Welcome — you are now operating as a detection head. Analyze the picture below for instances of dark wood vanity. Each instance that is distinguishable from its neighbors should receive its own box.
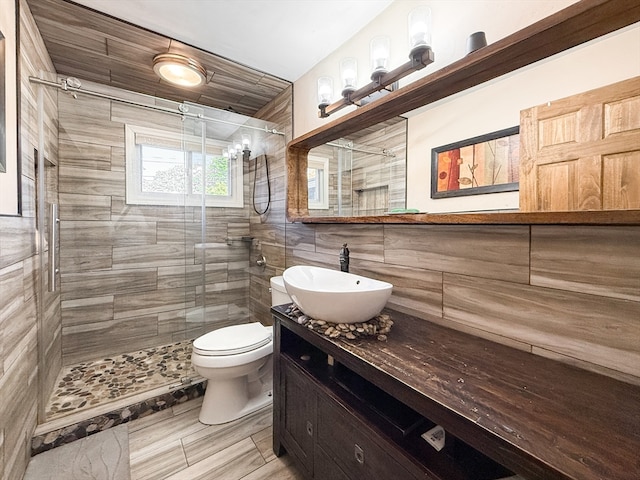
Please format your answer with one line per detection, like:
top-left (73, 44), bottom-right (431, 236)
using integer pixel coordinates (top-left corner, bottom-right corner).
top-left (272, 305), bottom-right (640, 480)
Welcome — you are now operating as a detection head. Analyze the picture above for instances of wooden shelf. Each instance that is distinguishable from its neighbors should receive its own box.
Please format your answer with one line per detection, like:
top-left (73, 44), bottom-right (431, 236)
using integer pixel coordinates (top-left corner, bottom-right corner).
top-left (292, 209), bottom-right (640, 225)
top-left (286, 0), bottom-right (640, 224)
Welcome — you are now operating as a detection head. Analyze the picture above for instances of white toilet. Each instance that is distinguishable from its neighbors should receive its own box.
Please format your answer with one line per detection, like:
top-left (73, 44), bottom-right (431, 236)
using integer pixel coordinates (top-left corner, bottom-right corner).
top-left (191, 276), bottom-right (291, 425)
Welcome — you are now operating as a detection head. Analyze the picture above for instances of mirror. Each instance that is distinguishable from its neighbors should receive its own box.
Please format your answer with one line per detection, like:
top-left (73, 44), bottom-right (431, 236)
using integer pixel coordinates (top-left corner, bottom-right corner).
top-left (287, 2), bottom-right (640, 224)
top-left (307, 117), bottom-right (406, 217)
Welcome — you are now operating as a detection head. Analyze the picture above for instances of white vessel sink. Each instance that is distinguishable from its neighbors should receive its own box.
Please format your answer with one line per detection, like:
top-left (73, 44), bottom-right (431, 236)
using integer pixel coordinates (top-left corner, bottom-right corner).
top-left (282, 265), bottom-right (393, 324)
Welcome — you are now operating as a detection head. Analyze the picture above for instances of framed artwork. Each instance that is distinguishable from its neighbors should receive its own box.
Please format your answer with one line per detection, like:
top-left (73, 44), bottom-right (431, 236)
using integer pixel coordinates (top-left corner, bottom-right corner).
top-left (431, 126), bottom-right (519, 199)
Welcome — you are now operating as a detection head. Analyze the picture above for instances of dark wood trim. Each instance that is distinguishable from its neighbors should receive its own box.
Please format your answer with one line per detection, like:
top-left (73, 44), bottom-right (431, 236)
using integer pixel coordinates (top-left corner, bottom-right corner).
top-left (290, 209), bottom-right (640, 225)
top-left (286, 0), bottom-right (640, 224)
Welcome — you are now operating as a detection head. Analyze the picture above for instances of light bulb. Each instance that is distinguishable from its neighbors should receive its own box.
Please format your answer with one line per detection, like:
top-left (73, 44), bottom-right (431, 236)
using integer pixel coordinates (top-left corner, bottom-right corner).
top-left (340, 57), bottom-right (358, 95)
top-left (370, 36), bottom-right (390, 77)
top-left (408, 6), bottom-right (432, 52)
top-left (317, 76), bottom-right (334, 107)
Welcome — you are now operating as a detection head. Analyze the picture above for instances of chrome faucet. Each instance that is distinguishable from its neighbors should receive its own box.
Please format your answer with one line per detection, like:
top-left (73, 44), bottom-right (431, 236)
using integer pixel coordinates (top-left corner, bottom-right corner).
top-left (339, 243), bottom-right (350, 273)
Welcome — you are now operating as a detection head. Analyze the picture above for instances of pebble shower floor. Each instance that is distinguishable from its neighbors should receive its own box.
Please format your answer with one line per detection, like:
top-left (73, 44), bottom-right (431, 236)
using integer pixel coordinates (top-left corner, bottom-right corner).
top-left (45, 340), bottom-right (195, 421)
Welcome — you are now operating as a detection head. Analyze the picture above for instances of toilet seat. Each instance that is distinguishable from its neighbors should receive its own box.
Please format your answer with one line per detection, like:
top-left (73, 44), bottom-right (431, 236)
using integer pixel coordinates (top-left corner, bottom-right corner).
top-left (193, 323), bottom-right (272, 356)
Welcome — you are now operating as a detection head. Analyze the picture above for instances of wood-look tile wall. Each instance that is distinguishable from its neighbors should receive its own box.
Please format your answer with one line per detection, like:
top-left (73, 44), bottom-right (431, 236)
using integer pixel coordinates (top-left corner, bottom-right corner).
top-left (56, 82), bottom-right (288, 364)
top-left (284, 222), bottom-right (640, 385)
top-left (247, 87), bottom-right (293, 326)
top-left (0, 2), bottom-right (60, 479)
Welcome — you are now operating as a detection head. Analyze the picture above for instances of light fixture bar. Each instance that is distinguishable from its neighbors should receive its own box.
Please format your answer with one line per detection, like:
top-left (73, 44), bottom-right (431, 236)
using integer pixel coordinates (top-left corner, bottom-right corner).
top-left (319, 46), bottom-right (434, 118)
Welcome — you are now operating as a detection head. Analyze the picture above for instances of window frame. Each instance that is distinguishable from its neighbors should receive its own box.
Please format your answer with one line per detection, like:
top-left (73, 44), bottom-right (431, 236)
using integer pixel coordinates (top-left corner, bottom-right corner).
top-left (308, 155), bottom-right (329, 210)
top-left (125, 124), bottom-right (244, 208)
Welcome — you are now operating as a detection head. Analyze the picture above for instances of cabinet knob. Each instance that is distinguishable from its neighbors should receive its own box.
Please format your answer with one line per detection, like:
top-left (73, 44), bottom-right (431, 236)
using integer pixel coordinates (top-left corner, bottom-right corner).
top-left (306, 420), bottom-right (313, 437)
top-left (354, 443), bottom-right (365, 465)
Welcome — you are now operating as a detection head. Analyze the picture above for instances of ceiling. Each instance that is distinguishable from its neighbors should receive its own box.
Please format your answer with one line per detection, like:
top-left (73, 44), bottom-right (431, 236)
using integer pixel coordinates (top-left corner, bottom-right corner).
top-left (25, 0), bottom-right (393, 116)
top-left (70, 0), bottom-right (393, 83)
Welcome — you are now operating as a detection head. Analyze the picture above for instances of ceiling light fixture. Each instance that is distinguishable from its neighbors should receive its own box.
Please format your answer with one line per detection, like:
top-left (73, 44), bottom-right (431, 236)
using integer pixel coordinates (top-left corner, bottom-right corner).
top-left (318, 5), bottom-right (435, 118)
top-left (153, 53), bottom-right (207, 88)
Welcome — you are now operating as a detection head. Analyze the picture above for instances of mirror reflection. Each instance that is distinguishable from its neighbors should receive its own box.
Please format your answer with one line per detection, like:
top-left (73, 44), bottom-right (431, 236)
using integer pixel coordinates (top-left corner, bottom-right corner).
top-left (308, 117), bottom-right (407, 217)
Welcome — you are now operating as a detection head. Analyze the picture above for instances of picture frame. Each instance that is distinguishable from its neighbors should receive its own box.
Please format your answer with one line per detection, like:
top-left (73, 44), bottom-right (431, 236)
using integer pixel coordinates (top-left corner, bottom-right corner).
top-left (0, 0), bottom-right (21, 216)
top-left (431, 126), bottom-right (519, 199)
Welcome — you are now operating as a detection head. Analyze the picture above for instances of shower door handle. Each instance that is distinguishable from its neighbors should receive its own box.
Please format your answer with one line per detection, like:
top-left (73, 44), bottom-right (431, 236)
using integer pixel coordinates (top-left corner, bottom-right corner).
top-left (49, 203), bottom-right (60, 292)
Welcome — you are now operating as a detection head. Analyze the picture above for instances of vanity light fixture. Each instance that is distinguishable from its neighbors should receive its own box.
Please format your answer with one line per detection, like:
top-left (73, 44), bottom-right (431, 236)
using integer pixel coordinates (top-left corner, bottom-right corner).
top-left (317, 5), bottom-right (434, 118)
top-left (242, 134), bottom-right (252, 161)
top-left (224, 145), bottom-right (238, 160)
top-left (152, 53), bottom-right (207, 88)
top-left (223, 136), bottom-right (252, 162)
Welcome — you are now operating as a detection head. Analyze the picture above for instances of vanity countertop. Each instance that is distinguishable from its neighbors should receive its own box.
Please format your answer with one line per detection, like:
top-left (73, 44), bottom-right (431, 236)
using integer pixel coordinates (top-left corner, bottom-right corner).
top-left (272, 305), bottom-right (640, 480)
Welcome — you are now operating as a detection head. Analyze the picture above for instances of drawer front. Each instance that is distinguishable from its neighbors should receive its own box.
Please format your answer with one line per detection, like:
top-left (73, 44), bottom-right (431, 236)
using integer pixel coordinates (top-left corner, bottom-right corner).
top-left (317, 395), bottom-right (418, 480)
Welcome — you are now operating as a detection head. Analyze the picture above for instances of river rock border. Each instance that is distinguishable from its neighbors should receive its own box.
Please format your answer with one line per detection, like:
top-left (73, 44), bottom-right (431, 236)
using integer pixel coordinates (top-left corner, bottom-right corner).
top-left (285, 305), bottom-right (393, 341)
top-left (31, 381), bottom-right (205, 456)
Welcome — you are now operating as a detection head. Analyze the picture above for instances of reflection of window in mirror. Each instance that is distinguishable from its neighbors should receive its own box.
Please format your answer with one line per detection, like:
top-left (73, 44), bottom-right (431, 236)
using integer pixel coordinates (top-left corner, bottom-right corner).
top-left (308, 155), bottom-right (329, 209)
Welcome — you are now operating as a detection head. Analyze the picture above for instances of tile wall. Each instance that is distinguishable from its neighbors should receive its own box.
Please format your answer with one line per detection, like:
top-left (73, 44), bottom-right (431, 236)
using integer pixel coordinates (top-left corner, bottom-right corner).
top-left (284, 222), bottom-right (640, 385)
top-left (56, 88), bottom-right (290, 364)
top-left (247, 87), bottom-right (292, 325)
top-left (0, 1), bottom-right (60, 478)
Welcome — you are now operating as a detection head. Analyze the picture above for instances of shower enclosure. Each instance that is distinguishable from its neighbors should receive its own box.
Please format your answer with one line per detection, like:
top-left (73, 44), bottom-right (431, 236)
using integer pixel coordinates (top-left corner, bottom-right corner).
top-left (33, 76), bottom-right (281, 424)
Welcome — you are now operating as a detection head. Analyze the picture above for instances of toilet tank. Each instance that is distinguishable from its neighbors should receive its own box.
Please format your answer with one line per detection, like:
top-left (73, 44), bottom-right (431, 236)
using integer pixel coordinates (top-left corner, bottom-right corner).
top-left (270, 276), bottom-right (291, 306)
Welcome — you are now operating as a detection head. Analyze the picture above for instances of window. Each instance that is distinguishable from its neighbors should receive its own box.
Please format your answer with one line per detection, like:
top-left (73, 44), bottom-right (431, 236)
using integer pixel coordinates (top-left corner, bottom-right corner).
top-left (125, 124), bottom-right (243, 207)
top-left (308, 155), bottom-right (329, 209)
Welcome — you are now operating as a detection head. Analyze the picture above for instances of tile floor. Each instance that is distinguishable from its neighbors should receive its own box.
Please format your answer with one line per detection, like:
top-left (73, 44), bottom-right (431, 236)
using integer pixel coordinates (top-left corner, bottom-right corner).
top-left (37, 339), bottom-right (303, 479)
top-left (127, 398), bottom-right (304, 480)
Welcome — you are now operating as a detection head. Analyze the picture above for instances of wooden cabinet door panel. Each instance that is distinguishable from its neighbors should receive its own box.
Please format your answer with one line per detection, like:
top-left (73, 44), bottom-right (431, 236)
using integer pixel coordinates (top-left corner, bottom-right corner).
top-left (314, 444), bottom-right (351, 480)
top-left (282, 360), bottom-right (316, 477)
top-left (316, 395), bottom-right (419, 480)
top-left (520, 76), bottom-right (640, 212)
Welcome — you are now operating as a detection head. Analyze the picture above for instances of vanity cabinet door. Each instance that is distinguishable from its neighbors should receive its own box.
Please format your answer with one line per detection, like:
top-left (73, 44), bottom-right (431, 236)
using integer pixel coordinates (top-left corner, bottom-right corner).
top-left (314, 444), bottom-right (350, 480)
top-left (282, 360), bottom-right (316, 477)
top-left (317, 394), bottom-right (421, 480)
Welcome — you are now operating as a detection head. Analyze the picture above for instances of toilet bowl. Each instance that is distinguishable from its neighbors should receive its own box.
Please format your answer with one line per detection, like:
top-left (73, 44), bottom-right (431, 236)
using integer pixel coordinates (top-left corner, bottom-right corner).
top-left (191, 276), bottom-right (291, 425)
top-left (192, 322), bottom-right (273, 425)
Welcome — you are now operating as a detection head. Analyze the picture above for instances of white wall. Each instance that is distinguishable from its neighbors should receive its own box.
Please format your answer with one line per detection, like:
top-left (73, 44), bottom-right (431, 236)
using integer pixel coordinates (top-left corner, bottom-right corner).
top-left (293, 0), bottom-right (640, 213)
top-left (409, 25), bottom-right (640, 213)
top-left (294, 0), bottom-right (578, 137)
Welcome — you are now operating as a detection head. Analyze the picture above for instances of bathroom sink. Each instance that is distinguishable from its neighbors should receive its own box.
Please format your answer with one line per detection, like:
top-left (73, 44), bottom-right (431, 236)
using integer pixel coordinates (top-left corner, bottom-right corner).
top-left (282, 265), bottom-right (393, 324)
